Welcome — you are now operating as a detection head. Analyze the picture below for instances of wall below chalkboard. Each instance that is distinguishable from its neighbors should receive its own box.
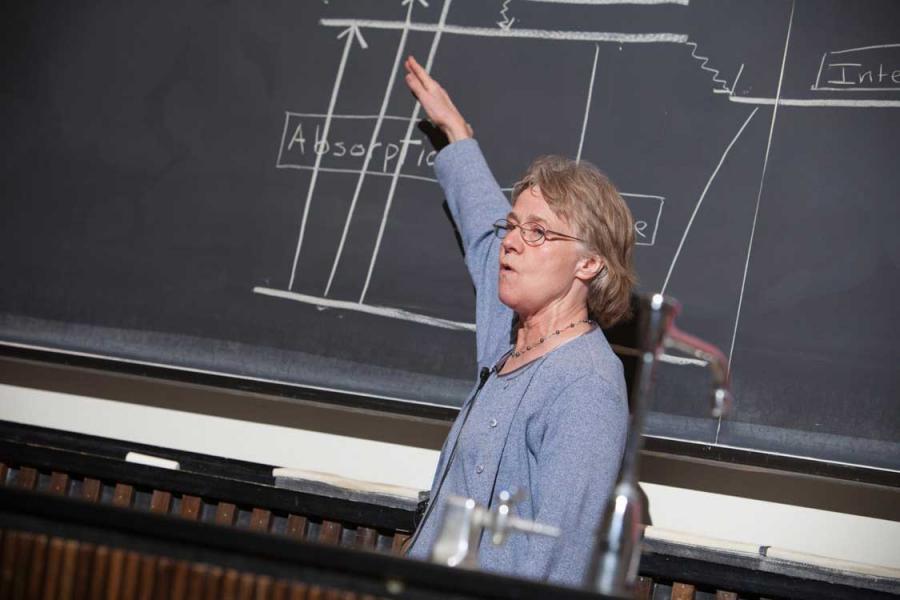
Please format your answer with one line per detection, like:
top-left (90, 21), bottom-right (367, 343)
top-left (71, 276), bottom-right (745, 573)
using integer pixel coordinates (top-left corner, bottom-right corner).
top-left (1, 357), bottom-right (898, 571)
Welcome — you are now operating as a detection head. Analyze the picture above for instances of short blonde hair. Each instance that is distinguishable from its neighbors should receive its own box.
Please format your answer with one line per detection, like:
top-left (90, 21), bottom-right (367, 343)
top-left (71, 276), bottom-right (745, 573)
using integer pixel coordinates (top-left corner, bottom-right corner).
top-left (512, 156), bottom-right (636, 328)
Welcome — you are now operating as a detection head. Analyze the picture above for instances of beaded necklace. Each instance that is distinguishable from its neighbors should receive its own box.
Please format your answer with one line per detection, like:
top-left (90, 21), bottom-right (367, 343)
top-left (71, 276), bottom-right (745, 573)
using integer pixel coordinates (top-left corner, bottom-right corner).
top-left (510, 319), bottom-right (594, 359)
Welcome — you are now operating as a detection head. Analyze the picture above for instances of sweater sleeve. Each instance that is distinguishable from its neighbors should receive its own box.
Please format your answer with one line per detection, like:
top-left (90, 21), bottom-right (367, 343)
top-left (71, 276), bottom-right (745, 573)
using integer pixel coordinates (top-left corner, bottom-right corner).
top-left (519, 374), bottom-right (628, 586)
top-left (433, 139), bottom-right (514, 367)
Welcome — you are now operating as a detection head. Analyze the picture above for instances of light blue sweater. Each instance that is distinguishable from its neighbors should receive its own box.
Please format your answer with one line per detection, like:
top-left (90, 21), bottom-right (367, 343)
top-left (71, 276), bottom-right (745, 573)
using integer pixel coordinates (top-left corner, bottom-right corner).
top-left (406, 139), bottom-right (628, 588)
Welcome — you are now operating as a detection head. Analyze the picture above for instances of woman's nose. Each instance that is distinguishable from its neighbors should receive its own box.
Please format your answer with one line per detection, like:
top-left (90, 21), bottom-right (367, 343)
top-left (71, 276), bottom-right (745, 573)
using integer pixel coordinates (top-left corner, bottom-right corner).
top-left (501, 227), bottom-right (523, 253)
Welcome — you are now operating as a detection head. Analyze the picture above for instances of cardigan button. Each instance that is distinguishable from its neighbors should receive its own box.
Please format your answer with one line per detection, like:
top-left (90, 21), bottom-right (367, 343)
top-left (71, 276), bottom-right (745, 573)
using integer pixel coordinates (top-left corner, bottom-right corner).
top-left (475, 464), bottom-right (484, 474)
top-left (489, 418), bottom-right (498, 428)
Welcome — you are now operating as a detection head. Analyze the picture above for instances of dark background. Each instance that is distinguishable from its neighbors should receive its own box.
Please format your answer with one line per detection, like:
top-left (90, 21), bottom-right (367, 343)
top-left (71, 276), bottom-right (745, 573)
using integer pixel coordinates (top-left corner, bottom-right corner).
top-left (1, 0), bottom-right (898, 471)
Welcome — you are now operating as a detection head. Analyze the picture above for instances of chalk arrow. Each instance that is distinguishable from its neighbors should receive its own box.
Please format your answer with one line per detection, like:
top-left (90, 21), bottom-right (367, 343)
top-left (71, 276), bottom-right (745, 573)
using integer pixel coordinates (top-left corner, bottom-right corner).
top-left (401, 0), bottom-right (429, 7)
top-left (337, 24), bottom-right (368, 49)
top-left (497, 0), bottom-right (515, 30)
top-left (324, 0), bottom-right (419, 297)
top-left (289, 22), bottom-right (364, 289)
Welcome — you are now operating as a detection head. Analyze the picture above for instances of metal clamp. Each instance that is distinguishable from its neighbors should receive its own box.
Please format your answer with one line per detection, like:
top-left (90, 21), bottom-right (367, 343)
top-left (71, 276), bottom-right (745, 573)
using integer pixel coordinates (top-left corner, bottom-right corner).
top-left (430, 490), bottom-right (560, 568)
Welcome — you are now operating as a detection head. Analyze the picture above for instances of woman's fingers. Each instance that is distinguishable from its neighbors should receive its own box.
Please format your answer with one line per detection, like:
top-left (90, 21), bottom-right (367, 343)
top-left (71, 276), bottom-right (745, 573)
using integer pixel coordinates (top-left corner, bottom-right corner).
top-left (402, 55), bottom-right (472, 142)
top-left (405, 55), bottom-right (433, 90)
top-left (403, 58), bottom-right (442, 119)
top-left (403, 58), bottom-right (429, 101)
top-left (404, 72), bottom-right (425, 98)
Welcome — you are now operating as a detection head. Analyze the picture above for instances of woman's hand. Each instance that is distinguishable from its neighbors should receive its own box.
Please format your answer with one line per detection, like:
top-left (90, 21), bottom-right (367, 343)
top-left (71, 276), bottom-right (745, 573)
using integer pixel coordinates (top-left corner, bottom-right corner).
top-left (403, 56), bottom-right (473, 143)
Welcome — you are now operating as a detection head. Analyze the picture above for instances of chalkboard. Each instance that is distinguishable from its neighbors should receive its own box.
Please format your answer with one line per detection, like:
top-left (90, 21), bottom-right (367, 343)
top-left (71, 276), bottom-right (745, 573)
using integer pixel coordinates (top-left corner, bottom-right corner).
top-left (1, 0), bottom-right (898, 475)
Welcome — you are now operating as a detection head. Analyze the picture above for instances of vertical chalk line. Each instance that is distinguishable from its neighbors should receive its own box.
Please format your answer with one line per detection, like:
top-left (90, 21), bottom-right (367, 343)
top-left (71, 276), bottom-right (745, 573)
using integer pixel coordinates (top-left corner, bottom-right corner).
top-left (812, 51), bottom-right (827, 90)
top-left (730, 63), bottom-right (744, 95)
top-left (275, 111), bottom-right (291, 168)
top-left (661, 107), bottom-right (759, 294)
top-left (359, 0), bottom-right (453, 303)
top-left (718, 0), bottom-right (795, 444)
top-left (576, 44), bottom-right (600, 162)
top-left (288, 27), bottom-right (359, 290)
top-left (324, 2), bottom-right (416, 297)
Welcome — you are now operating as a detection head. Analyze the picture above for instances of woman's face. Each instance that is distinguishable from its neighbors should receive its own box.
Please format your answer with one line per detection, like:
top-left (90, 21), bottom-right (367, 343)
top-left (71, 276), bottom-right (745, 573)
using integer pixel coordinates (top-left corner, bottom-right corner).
top-left (498, 186), bottom-right (587, 317)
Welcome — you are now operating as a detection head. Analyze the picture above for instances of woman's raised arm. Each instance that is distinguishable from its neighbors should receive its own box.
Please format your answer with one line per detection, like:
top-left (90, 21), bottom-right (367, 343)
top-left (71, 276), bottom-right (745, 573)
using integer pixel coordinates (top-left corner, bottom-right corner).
top-left (404, 56), bottom-right (513, 367)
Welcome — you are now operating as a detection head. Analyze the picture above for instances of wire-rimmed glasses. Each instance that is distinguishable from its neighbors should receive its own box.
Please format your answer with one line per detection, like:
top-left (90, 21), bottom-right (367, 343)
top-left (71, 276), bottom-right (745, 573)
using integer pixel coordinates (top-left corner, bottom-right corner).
top-left (492, 218), bottom-right (583, 246)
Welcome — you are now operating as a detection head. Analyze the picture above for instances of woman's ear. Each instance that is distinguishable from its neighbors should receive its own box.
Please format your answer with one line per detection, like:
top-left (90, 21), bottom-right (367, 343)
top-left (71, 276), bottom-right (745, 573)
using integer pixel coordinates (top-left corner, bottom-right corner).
top-left (575, 254), bottom-right (605, 283)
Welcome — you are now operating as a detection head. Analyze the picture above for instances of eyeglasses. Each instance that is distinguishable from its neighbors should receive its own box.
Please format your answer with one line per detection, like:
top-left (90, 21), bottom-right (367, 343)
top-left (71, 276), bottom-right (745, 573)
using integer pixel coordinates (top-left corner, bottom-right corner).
top-left (492, 218), bottom-right (583, 246)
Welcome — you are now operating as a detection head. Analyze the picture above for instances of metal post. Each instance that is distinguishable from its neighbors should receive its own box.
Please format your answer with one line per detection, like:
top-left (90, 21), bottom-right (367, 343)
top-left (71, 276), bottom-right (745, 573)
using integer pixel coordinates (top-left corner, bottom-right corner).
top-left (588, 293), bottom-right (677, 595)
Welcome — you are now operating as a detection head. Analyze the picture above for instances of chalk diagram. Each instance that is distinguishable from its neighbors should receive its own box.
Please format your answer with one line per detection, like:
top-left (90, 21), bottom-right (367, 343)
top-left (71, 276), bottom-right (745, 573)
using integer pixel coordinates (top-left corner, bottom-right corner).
top-left (256, 0), bottom-right (900, 386)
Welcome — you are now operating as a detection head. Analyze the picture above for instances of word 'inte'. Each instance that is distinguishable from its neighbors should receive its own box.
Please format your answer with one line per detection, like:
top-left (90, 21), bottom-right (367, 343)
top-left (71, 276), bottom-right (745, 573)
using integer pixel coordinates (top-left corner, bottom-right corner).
top-left (825, 62), bottom-right (900, 87)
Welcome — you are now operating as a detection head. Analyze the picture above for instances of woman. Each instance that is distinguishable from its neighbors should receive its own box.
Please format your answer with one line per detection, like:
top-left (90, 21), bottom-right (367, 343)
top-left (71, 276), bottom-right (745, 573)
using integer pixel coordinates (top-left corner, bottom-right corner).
top-left (403, 56), bottom-right (635, 587)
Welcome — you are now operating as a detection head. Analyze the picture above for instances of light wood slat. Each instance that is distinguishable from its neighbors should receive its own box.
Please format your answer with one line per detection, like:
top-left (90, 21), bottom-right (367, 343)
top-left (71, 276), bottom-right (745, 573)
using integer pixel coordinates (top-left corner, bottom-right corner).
top-left (87, 546), bottom-right (109, 600)
top-left (203, 567), bottom-right (223, 600)
top-left (27, 535), bottom-right (50, 600)
top-left (71, 542), bottom-right (95, 600)
top-left (672, 582), bottom-right (696, 600)
top-left (153, 557), bottom-right (173, 600)
top-left (285, 515), bottom-right (307, 540)
top-left (48, 472), bottom-right (70, 496)
top-left (0, 529), bottom-right (9, 593)
top-left (25, 534), bottom-right (50, 600)
top-left (41, 537), bottom-right (65, 600)
top-left (318, 521), bottom-right (342, 545)
top-left (149, 491), bottom-right (172, 515)
top-left (271, 580), bottom-right (290, 600)
top-left (238, 573), bottom-right (255, 600)
top-left (634, 576), bottom-right (653, 600)
top-left (56, 540), bottom-right (80, 600)
top-left (254, 576), bottom-right (272, 600)
top-left (136, 555), bottom-right (157, 600)
top-left (171, 561), bottom-right (190, 600)
top-left (215, 503), bottom-right (237, 526)
top-left (306, 586), bottom-right (323, 600)
top-left (15, 467), bottom-right (38, 490)
top-left (221, 569), bottom-right (240, 600)
top-left (0, 530), bottom-right (18, 600)
top-left (12, 531), bottom-right (35, 600)
top-left (104, 548), bottom-right (127, 600)
top-left (118, 551), bottom-right (141, 600)
top-left (186, 564), bottom-right (207, 600)
top-left (112, 484), bottom-right (135, 508)
top-left (180, 496), bottom-right (202, 521)
top-left (323, 589), bottom-right (340, 600)
top-left (81, 479), bottom-right (102, 503)
top-left (249, 509), bottom-right (272, 533)
top-left (288, 582), bottom-right (308, 600)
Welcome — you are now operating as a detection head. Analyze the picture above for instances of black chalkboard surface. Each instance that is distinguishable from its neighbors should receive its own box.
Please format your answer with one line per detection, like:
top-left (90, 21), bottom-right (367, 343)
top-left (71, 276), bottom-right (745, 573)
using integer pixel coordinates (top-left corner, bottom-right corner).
top-left (2, 0), bottom-right (898, 475)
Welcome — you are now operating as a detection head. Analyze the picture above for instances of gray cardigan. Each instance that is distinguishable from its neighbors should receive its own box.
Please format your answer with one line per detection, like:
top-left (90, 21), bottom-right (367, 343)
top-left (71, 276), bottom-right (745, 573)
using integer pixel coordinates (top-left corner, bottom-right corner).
top-left (406, 139), bottom-right (628, 588)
